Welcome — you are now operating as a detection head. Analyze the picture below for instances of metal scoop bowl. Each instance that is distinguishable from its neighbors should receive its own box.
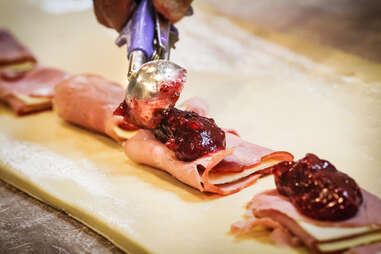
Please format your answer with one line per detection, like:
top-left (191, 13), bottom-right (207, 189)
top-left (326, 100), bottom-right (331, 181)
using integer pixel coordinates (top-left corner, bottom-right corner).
top-left (124, 60), bottom-right (186, 129)
top-left (126, 60), bottom-right (185, 100)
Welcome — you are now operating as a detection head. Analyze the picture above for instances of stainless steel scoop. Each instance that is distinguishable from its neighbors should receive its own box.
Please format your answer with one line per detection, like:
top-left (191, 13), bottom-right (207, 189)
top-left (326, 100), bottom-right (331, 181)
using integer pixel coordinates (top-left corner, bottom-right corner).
top-left (116, 0), bottom-right (184, 103)
top-left (125, 12), bottom-right (184, 103)
top-left (126, 60), bottom-right (185, 100)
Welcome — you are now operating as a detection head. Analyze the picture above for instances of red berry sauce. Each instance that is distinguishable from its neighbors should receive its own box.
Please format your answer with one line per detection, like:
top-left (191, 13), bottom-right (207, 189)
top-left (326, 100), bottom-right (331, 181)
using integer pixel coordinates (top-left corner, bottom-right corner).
top-left (113, 101), bottom-right (139, 130)
top-left (153, 107), bottom-right (226, 161)
top-left (273, 153), bottom-right (363, 221)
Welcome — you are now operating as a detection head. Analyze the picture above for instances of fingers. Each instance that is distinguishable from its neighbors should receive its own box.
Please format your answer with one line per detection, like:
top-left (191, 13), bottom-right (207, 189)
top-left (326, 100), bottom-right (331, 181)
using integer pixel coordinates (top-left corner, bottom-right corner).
top-left (93, 0), bottom-right (192, 31)
top-left (153, 0), bottom-right (193, 23)
top-left (93, 0), bottom-right (135, 31)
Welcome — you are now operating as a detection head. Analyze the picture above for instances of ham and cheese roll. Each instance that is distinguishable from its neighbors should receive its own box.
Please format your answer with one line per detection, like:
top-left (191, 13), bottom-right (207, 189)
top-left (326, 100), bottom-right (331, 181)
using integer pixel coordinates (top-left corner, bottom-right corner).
top-left (54, 74), bottom-right (137, 142)
top-left (232, 154), bottom-right (381, 253)
top-left (232, 189), bottom-right (381, 253)
top-left (0, 66), bottom-right (69, 115)
top-left (123, 129), bottom-right (293, 195)
top-left (0, 29), bottom-right (69, 115)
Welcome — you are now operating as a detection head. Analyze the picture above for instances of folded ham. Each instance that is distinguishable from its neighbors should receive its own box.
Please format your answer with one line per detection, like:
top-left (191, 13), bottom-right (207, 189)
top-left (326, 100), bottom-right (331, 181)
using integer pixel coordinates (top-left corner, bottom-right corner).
top-left (232, 189), bottom-right (381, 253)
top-left (54, 74), bottom-right (137, 142)
top-left (0, 66), bottom-right (69, 115)
top-left (0, 29), bottom-right (36, 66)
top-left (123, 130), bottom-right (293, 195)
top-left (178, 97), bottom-right (210, 117)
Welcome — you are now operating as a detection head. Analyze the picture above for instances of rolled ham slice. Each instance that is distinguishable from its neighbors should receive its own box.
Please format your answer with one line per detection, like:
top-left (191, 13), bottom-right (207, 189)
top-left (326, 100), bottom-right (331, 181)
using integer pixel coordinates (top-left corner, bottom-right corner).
top-left (0, 29), bottom-right (36, 66)
top-left (123, 130), bottom-right (293, 195)
top-left (54, 74), bottom-right (137, 142)
top-left (0, 66), bottom-right (69, 115)
top-left (178, 97), bottom-right (210, 117)
top-left (232, 189), bottom-right (381, 253)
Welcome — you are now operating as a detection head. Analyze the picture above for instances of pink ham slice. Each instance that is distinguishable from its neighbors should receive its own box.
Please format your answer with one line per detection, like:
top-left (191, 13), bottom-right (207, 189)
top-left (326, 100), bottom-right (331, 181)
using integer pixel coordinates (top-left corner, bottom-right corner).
top-left (0, 29), bottom-right (37, 66)
top-left (54, 74), bottom-right (137, 142)
top-left (123, 130), bottom-right (293, 195)
top-left (210, 133), bottom-right (291, 174)
top-left (232, 189), bottom-right (381, 252)
top-left (349, 242), bottom-right (381, 254)
top-left (178, 97), bottom-right (210, 117)
top-left (0, 66), bottom-right (69, 115)
top-left (231, 215), bottom-right (301, 247)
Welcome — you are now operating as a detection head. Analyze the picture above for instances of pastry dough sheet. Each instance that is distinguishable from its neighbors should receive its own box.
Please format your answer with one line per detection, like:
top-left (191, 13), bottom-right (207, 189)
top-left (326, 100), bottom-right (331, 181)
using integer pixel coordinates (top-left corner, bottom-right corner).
top-left (0, 109), bottom-right (297, 254)
top-left (1, 1), bottom-right (381, 254)
top-left (1, 60), bottom-right (380, 253)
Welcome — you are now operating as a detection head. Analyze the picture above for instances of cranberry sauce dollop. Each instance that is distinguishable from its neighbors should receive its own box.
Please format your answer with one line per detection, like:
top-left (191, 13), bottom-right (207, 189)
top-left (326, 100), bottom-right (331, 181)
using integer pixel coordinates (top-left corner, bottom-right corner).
top-left (153, 107), bottom-right (226, 161)
top-left (273, 153), bottom-right (363, 221)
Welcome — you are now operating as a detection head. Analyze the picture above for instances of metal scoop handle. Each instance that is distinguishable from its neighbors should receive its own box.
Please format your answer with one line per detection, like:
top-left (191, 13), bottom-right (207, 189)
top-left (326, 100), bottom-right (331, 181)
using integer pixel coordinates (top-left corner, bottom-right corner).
top-left (115, 0), bottom-right (179, 80)
top-left (116, 0), bottom-right (155, 58)
top-left (116, 0), bottom-right (155, 79)
top-left (155, 12), bottom-right (171, 60)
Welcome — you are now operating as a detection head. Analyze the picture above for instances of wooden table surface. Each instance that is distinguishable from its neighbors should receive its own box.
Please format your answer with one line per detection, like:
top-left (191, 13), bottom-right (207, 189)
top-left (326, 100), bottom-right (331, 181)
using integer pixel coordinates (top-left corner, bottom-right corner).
top-left (0, 179), bottom-right (123, 254)
top-left (1, 0), bottom-right (381, 253)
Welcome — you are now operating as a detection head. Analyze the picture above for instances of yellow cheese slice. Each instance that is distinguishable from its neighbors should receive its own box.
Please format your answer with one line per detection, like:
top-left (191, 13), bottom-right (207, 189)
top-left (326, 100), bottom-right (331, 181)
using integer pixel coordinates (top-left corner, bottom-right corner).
top-left (318, 231), bottom-right (381, 253)
top-left (112, 126), bottom-right (138, 140)
top-left (299, 221), bottom-right (378, 242)
top-left (1, 61), bottom-right (35, 72)
top-left (14, 93), bottom-right (51, 105)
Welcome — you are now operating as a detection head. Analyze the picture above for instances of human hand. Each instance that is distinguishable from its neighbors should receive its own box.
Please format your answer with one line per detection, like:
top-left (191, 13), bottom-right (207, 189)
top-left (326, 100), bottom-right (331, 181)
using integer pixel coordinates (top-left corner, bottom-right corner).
top-left (93, 0), bottom-right (192, 31)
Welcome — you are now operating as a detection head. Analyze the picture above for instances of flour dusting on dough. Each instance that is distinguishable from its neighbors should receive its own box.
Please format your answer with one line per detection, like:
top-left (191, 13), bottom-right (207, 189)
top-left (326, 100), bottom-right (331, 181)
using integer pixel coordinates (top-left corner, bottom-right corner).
top-left (0, 133), bottom-right (110, 196)
top-left (25, 0), bottom-right (92, 14)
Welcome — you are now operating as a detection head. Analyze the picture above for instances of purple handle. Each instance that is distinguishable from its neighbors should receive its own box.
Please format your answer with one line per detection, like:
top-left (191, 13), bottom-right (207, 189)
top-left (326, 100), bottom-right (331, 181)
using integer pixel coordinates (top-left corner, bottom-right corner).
top-left (122, 0), bottom-right (155, 59)
top-left (158, 25), bottom-right (178, 51)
